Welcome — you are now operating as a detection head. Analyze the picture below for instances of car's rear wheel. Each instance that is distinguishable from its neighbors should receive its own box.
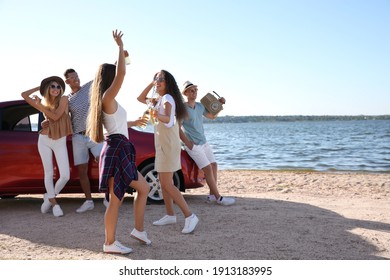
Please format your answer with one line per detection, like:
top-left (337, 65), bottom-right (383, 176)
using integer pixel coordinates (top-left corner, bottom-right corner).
top-left (139, 161), bottom-right (182, 203)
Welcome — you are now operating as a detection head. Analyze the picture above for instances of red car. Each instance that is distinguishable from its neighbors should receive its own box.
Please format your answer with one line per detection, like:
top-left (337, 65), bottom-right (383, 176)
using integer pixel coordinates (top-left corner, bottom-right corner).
top-left (0, 100), bottom-right (205, 202)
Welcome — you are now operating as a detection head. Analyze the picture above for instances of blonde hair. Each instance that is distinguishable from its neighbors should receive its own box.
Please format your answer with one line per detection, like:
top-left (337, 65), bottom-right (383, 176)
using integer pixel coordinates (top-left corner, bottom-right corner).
top-left (42, 82), bottom-right (63, 110)
top-left (86, 63), bottom-right (116, 143)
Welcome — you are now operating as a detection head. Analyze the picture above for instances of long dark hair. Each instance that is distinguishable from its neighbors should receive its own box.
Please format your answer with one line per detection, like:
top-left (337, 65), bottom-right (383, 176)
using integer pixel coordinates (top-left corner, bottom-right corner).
top-left (161, 69), bottom-right (188, 121)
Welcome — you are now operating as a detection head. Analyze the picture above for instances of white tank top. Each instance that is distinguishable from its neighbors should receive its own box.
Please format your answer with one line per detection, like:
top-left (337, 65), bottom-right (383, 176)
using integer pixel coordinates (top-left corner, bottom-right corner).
top-left (103, 103), bottom-right (129, 138)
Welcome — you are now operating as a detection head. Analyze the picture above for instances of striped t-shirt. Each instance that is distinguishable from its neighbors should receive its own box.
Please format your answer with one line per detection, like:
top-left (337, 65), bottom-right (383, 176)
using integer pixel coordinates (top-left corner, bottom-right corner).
top-left (67, 81), bottom-right (92, 134)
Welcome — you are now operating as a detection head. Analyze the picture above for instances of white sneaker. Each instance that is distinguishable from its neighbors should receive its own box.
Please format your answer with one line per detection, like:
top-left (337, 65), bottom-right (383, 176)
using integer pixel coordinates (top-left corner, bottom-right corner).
top-left (52, 204), bottom-right (64, 217)
top-left (103, 240), bottom-right (132, 254)
top-left (130, 228), bottom-right (152, 245)
top-left (217, 196), bottom-right (236, 206)
top-left (41, 193), bottom-right (52, 213)
top-left (153, 215), bottom-right (177, 226)
top-left (103, 197), bottom-right (109, 208)
top-left (182, 214), bottom-right (199, 234)
top-left (76, 200), bottom-right (94, 213)
top-left (206, 195), bottom-right (217, 203)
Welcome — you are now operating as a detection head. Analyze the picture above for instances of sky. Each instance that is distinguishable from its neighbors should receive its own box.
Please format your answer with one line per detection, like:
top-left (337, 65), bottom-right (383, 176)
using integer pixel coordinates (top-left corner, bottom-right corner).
top-left (1, 0), bottom-right (389, 119)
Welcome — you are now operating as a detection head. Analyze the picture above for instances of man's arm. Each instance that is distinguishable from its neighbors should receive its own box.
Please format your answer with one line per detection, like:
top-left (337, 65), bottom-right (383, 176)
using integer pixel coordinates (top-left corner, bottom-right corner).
top-left (179, 126), bottom-right (194, 150)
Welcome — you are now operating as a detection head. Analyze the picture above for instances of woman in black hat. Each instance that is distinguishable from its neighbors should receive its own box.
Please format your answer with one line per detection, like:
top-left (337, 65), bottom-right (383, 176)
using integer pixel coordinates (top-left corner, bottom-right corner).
top-left (21, 76), bottom-right (72, 217)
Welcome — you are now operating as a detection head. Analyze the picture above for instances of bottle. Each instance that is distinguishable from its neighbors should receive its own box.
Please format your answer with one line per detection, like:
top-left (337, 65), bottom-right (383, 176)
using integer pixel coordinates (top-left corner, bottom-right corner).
top-left (150, 108), bottom-right (158, 125)
top-left (146, 97), bottom-right (158, 126)
top-left (124, 50), bottom-right (131, 65)
top-left (138, 109), bottom-right (150, 129)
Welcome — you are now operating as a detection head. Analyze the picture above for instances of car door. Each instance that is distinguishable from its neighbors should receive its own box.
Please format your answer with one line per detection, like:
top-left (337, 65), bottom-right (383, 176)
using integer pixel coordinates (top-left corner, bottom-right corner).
top-left (0, 101), bottom-right (81, 195)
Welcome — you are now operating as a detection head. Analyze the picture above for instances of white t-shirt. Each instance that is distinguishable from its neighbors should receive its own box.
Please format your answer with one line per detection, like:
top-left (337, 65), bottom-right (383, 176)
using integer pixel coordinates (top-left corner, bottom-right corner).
top-left (156, 94), bottom-right (176, 128)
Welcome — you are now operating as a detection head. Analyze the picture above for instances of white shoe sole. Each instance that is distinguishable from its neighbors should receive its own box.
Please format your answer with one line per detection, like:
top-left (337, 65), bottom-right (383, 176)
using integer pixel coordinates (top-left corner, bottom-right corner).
top-left (182, 215), bottom-right (199, 234)
top-left (130, 234), bottom-right (152, 245)
top-left (152, 215), bottom-right (177, 226)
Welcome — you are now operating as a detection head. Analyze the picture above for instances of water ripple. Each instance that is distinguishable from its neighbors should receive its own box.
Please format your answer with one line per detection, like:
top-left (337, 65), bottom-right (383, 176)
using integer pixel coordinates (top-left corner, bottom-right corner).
top-left (205, 120), bottom-right (390, 173)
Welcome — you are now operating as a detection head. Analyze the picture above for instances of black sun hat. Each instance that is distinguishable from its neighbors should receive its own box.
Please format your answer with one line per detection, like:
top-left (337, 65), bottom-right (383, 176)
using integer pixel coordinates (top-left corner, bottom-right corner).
top-left (39, 76), bottom-right (65, 96)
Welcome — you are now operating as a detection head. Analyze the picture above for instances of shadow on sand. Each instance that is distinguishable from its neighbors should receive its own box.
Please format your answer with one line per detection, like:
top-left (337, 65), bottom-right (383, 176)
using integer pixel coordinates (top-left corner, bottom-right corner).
top-left (0, 194), bottom-right (389, 260)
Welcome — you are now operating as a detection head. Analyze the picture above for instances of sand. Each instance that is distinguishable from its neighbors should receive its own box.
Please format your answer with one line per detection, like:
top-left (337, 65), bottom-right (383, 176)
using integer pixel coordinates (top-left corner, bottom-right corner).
top-left (0, 170), bottom-right (389, 260)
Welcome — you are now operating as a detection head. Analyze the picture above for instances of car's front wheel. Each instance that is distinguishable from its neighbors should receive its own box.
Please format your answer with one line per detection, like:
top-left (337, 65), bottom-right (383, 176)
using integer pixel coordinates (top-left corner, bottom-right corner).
top-left (139, 161), bottom-right (182, 203)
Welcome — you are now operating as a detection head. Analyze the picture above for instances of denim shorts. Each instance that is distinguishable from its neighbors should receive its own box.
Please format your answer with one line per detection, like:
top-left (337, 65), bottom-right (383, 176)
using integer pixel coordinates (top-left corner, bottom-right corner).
top-left (72, 133), bottom-right (103, 165)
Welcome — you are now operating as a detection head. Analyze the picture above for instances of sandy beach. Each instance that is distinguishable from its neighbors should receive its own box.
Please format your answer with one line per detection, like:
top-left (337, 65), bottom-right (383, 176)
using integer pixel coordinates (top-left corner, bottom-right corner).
top-left (0, 170), bottom-right (389, 260)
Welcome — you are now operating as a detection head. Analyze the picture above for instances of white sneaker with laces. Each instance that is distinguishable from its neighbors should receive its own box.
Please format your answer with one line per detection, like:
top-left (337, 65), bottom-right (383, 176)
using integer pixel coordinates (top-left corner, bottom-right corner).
top-left (52, 204), bottom-right (64, 217)
top-left (76, 200), bottom-right (94, 213)
top-left (153, 215), bottom-right (177, 226)
top-left (130, 229), bottom-right (152, 245)
top-left (217, 196), bottom-right (236, 206)
top-left (103, 240), bottom-right (132, 254)
top-left (182, 214), bottom-right (199, 234)
top-left (41, 193), bottom-right (52, 213)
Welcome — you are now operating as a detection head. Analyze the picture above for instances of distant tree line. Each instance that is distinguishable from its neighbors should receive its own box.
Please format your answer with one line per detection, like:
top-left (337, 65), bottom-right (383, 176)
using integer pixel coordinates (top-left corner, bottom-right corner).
top-left (204, 115), bottom-right (390, 123)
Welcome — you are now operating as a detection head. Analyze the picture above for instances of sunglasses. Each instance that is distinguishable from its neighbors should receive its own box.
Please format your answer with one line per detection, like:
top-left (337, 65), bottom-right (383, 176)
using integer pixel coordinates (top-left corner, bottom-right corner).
top-left (50, 84), bottom-right (62, 90)
top-left (154, 77), bottom-right (165, 82)
top-left (66, 75), bottom-right (78, 80)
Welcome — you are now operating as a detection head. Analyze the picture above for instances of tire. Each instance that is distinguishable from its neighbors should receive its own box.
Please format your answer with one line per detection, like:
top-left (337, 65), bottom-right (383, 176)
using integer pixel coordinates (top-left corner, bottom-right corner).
top-left (139, 161), bottom-right (182, 203)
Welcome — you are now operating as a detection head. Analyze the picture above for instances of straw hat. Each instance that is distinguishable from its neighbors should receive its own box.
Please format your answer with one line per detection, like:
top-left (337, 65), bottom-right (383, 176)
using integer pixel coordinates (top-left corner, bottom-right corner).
top-left (181, 81), bottom-right (197, 94)
top-left (39, 76), bottom-right (65, 96)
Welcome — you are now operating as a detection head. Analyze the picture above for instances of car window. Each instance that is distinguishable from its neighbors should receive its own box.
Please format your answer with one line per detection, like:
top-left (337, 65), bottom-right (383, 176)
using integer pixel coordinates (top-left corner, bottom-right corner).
top-left (0, 103), bottom-right (41, 132)
top-left (14, 113), bottom-right (39, 132)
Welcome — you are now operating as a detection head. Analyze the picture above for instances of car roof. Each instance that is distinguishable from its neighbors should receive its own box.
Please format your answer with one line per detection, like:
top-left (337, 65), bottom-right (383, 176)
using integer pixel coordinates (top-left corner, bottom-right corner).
top-left (0, 99), bottom-right (27, 108)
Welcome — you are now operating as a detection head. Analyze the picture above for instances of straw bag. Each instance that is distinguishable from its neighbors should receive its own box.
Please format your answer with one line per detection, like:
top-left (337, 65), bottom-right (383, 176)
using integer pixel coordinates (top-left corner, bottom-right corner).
top-left (200, 91), bottom-right (224, 115)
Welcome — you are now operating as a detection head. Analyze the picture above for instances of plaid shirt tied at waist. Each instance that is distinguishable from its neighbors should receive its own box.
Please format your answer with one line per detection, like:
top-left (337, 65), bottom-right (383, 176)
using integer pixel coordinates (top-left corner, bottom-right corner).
top-left (99, 134), bottom-right (138, 200)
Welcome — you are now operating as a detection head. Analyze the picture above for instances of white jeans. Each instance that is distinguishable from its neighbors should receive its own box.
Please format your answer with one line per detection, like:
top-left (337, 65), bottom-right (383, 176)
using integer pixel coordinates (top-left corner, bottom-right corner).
top-left (38, 134), bottom-right (70, 199)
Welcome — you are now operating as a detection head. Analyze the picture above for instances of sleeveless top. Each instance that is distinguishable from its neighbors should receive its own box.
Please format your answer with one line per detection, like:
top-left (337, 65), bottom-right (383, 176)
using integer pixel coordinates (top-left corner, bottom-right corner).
top-left (102, 103), bottom-right (129, 139)
top-left (47, 110), bottom-right (73, 140)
